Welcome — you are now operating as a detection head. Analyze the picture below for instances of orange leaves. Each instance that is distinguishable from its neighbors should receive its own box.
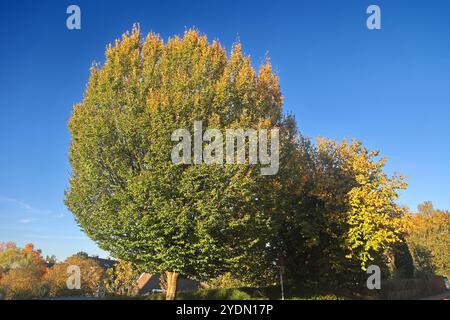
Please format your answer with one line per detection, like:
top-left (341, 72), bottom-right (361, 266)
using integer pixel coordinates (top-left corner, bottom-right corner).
top-left (22, 243), bottom-right (46, 275)
top-left (22, 243), bottom-right (34, 253)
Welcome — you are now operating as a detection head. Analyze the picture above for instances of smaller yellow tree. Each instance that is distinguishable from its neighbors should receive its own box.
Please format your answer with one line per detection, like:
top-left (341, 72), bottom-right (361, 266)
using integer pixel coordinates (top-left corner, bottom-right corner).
top-left (104, 260), bottom-right (140, 296)
top-left (317, 139), bottom-right (408, 270)
top-left (344, 141), bottom-right (407, 269)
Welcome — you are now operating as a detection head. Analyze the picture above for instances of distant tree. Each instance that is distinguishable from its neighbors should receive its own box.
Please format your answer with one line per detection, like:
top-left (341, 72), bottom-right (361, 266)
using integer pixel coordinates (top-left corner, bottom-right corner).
top-left (22, 243), bottom-right (46, 274)
top-left (44, 254), bottom-right (105, 297)
top-left (66, 26), bottom-right (283, 299)
top-left (0, 243), bottom-right (47, 299)
top-left (406, 202), bottom-right (450, 276)
top-left (45, 255), bottom-right (57, 265)
top-left (0, 243), bottom-right (45, 275)
top-left (75, 251), bottom-right (89, 259)
top-left (417, 201), bottom-right (434, 217)
top-left (0, 268), bottom-right (46, 300)
top-left (0, 242), bottom-right (16, 253)
top-left (104, 260), bottom-right (140, 296)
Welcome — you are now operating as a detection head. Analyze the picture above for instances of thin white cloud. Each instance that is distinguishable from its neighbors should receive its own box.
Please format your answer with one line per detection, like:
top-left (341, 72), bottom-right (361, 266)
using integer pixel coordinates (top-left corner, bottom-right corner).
top-left (25, 234), bottom-right (88, 241)
top-left (19, 218), bottom-right (34, 224)
top-left (0, 196), bottom-right (51, 215)
top-left (0, 196), bottom-right (66, 221)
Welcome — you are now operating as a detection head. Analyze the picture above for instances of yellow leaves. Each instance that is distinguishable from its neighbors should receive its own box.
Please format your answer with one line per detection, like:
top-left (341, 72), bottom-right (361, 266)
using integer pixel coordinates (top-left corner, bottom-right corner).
top-left (230, 42), bottom-right (244, 67)
top-left (258, 118), bottom-right (273, 129)
top-left (255, 63), bottom-right (282, 123)
top-left (104, 259), bottom-right (139, 296)
top-left (235, 57), bottom-right (256, 92)
top-left (142, 33), bottom-right (164, 83)
top-left (208, 113), bottom-right (221, 127)
top-left (405, 205), bottom-right (450, 275)
top-left (44, 255), bottom-right (105, 297)
top-left (257, 64), bottom-right (280, 99)
top-left (319, 138), bottom-right (410, 269)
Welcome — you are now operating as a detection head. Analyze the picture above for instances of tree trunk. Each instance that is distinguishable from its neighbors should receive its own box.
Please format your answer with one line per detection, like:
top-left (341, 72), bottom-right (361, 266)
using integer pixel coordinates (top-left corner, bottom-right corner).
top-left (165, 271), bottom-right (179, 300)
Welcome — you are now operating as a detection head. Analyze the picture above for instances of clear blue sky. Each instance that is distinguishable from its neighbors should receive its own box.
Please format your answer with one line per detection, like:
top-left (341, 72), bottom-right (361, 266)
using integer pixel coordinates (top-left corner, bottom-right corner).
top-left (0, 0), bottom-right (449, 260)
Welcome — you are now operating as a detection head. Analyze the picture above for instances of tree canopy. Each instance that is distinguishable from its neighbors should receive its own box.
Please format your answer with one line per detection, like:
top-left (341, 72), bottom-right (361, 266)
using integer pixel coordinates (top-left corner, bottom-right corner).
top-left (66, 26), bottom-right (415, 298)
top-left (406, 202), bottom-right (450, 276)
top-left (65, 26), bottom-right (283, 299)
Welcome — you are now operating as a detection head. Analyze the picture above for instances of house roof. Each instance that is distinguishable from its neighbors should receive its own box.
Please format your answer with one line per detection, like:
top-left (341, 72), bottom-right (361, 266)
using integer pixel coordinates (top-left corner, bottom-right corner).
top-left (91, 257), bottom-right (117, 270)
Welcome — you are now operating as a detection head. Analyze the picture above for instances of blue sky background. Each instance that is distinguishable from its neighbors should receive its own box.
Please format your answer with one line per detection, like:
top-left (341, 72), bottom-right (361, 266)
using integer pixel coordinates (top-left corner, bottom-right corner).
top-left (0, 0), bottom-right (449, 260)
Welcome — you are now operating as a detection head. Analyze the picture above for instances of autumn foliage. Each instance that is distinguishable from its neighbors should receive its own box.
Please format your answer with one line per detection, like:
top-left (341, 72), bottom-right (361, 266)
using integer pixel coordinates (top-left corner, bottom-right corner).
top-left (1, 27), bottom-right (448, 301)
top-left (405, 202), bottom-right (450, 277)
top-left (0, 243), bottom-right (106, 299)
top-left (62, 26), bottom-right (446, 299)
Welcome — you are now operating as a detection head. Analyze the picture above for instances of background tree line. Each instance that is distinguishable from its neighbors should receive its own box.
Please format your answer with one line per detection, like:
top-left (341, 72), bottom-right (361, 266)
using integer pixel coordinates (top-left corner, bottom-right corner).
top-left (0, 242), bottom-right (140, 300)
top-left (1, 197), bottom-right (448, 300)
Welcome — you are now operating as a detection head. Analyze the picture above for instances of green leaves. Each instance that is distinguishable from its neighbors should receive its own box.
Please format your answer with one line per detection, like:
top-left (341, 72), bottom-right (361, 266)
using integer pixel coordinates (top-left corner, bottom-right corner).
top-left (66, 26), bottom-right (412, 290)
top-left (66, 27), bottom-right (282, 282)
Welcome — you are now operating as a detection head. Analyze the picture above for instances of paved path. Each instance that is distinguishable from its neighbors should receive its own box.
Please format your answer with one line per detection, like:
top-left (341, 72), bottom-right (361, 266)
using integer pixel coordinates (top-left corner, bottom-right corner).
top-left (421, 291), bottom-right (450, 300)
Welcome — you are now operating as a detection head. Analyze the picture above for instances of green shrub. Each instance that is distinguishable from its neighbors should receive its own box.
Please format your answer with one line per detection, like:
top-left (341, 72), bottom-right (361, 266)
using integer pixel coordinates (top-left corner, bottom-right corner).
top-left (208, 273), bottom-right (249, 289)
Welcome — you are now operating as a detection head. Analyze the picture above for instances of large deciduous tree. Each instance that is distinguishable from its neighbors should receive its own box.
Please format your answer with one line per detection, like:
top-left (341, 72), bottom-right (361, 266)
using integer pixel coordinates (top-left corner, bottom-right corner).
top-left (65, 26), bottom-right (283, 299)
